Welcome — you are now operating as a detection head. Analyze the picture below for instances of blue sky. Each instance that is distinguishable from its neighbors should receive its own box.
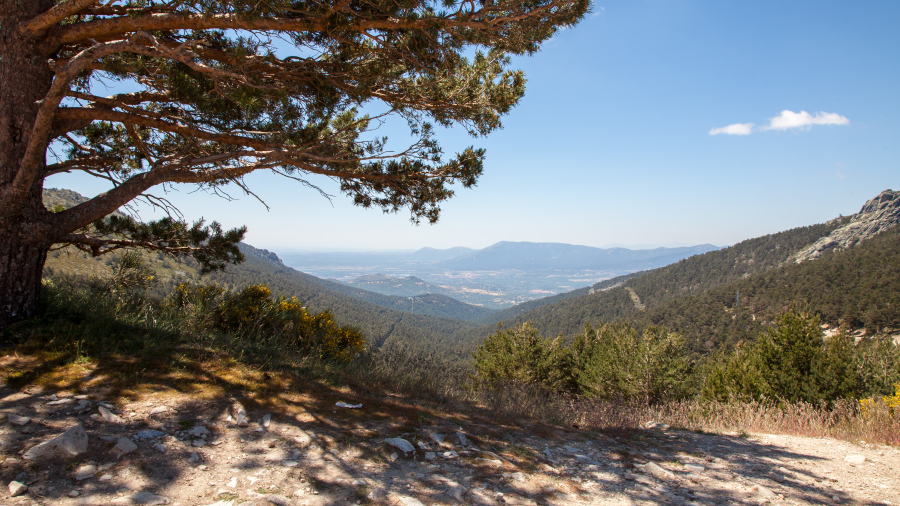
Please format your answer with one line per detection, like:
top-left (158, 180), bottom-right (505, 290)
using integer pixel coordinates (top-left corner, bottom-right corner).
top-left (49, 1), bottom-right (900, 252)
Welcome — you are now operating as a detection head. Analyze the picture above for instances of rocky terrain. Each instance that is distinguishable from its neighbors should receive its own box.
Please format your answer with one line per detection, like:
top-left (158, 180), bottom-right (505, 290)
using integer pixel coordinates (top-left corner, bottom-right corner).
top-left (793, 189), bottom-right (900, 263)
top-left (2, 381), bottom-right (898, 506)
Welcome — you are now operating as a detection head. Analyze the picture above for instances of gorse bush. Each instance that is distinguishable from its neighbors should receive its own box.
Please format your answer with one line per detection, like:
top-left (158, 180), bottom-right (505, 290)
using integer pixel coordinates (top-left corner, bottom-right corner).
top-left (167, 283), bottom-right (365, 361)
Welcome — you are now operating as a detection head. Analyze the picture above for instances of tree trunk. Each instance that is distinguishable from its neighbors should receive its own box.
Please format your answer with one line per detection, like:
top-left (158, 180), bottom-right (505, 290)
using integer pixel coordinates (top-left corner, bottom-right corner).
top-left (0, 229), bottom-right (50, 329)
top-left (0, 1), bottom-right (60, 330)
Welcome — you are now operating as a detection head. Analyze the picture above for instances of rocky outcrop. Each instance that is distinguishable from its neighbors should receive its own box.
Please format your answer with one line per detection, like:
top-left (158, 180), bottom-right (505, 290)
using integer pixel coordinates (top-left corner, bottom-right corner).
top-left (793, 189), bottom-right (900, 263)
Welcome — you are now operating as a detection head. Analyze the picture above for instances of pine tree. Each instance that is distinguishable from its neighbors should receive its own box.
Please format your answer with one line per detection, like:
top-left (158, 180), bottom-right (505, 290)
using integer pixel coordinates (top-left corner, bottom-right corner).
top-left (0, 0), bottom-right (589, 329)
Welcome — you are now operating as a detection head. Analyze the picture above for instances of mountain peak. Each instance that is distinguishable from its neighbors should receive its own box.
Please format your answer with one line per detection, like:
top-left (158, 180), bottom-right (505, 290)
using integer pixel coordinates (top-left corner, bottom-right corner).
top-left (793, 189), bottom-right (900, 263)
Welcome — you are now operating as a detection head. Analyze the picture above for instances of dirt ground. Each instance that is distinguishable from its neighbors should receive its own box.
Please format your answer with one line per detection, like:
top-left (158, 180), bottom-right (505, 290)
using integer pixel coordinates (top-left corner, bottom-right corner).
top-left (1, 370), bottom-right (898, 506)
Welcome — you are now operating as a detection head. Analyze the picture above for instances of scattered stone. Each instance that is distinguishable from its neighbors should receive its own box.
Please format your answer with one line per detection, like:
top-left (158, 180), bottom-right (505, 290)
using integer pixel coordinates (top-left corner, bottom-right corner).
top-left (427, 432), bottom-right (446, 445)
top-left (135, 430), bottom-right (166, 440)
top-left (447, 485), bottom-right (467, 501)
top-left (845, 454), bottom-right (866, 465)
top-left (455, 431), bottom-right (469, 447)
top-left (99, 406), bottom-right (123, 423)
top-left (187, 452), bottom-right (200, 463)
top-left (233, 402), bottom-right (248, 426)
top-left (262, 414), bottom-right (272, 428)
top-left (684, 463), bottom-right (705, 473)
top-left (281, 460), bottom-right (298, 467)
top-left (154, 443), bottom-right (167, 453)
top-left (149, 406), bottom-right (169, 417)
top-left (188, 425), bottom-right (210, 438)
top-left (266, 495), bottom-right (291, 506)
top-left (75, 464), bottom-right (98, 481)
top-left (368, 487), bottom-right (389, 500)
top-left (23, 424), bottom-right (89, 460)
top-left (425, 452), bottom-right (436, 460)
top-left (386, 437), bottom-right (415, 455)
top-left (226, 477), bottom-right (238, 488)
top-left (69, 489), bottom-right (80, 497)
top-left (48, 398), bottom-right (73, 406)
top-left (509, 472), bottom-right (527, 482)
top-left (111, 437), bottom-right (138, 458)
top-left (442, 451), bottom-right (458, 459)
top-left (335, 402), bottom-right (362, 408)
top-left (8, 480), bottom-right (28, 497)
top-left (640, 462), bottom-right (676, 480)
top-left (8, 413), bottom-right (30, 426)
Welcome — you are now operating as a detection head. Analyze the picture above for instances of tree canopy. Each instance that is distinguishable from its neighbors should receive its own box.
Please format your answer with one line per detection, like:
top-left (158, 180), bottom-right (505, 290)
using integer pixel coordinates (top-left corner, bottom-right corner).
top-left (0, 0), bottom-right (589, 327)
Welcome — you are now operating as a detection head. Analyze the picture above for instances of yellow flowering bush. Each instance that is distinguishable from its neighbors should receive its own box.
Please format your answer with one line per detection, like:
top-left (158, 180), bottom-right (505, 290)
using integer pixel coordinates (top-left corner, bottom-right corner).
top-left (166, 283), bottom-right (365, 361)
top-left (859, 383), bottom-right (900, 417)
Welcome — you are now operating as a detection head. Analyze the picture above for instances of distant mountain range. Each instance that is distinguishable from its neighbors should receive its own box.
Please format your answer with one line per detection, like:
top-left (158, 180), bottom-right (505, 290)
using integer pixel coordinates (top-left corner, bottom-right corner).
top-left (430, 241), bottom-right (720, 271)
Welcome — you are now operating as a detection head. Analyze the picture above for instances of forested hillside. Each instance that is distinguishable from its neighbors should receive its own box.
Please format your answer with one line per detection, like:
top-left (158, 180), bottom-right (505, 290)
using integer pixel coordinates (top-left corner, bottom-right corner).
top-left (629, 228), bottom-right (900, 354)
top-left (452, 219), bottom-right (849, 347)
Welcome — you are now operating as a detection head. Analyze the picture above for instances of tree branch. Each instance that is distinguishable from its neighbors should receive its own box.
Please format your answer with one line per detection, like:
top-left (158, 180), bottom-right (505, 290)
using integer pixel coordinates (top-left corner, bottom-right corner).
top-left (18, 0), bottom-right (100, 36)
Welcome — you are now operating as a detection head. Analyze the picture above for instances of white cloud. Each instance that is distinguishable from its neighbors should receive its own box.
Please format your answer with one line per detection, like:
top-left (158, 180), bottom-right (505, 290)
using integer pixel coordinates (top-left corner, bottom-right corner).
top-left (709, 123), bottom-right (755, 136)
top-left (763, 110), bottom-right (850, 131)
top-left (709, 110), bottom-right (849, 136)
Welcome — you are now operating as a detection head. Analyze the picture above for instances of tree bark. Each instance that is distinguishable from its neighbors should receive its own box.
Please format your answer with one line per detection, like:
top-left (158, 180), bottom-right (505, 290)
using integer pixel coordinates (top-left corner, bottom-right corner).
top-left (0, 229), bottom-right (50, 330)
top-left (0, 0), bottom-right (60, 329)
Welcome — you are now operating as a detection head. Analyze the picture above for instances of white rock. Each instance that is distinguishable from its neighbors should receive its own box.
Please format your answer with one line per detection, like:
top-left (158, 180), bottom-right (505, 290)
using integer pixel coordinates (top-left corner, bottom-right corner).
top-left (226, 477), bottom-right (238, 488)
top-left (8, 480), bottom-right (28, 496)
top-left (262, 414), bottom-right (271, 428)
top-left (233, 403), bottom-right (248, 426)
top-left (385, 437), bottom-right (415, 454)
top-left (75, 464), bottom-right (98, 481)
top-left (149, 406), bottom-right (169, 417)
top-left (281, 460), bottom-right (298, 467)
top-left (23, 424), bottom-right (89, 460)
top-left (8, 413), bottom-right (30, 426)
top-left (111, 437), bottom-right (138, 458)
top-left (845, 454), bottom-right (866, 465)
top-left (98, 406), bottom-right (123, 423)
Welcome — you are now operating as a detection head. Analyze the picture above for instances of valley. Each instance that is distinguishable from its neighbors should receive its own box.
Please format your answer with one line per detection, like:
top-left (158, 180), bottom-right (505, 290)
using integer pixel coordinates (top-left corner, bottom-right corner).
top-left (279, 243), bottom-right (721, 309)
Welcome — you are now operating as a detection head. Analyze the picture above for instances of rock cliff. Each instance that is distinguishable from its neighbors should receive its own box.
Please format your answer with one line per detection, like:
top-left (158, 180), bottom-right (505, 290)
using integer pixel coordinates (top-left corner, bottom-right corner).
top-left (793, 189), bottom-right (900, 263)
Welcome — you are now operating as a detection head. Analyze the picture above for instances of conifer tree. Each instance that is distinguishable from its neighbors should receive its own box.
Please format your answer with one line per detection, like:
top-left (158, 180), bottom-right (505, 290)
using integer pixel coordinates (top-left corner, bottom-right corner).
top-left (0, 0), bottom-right (589, 328)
